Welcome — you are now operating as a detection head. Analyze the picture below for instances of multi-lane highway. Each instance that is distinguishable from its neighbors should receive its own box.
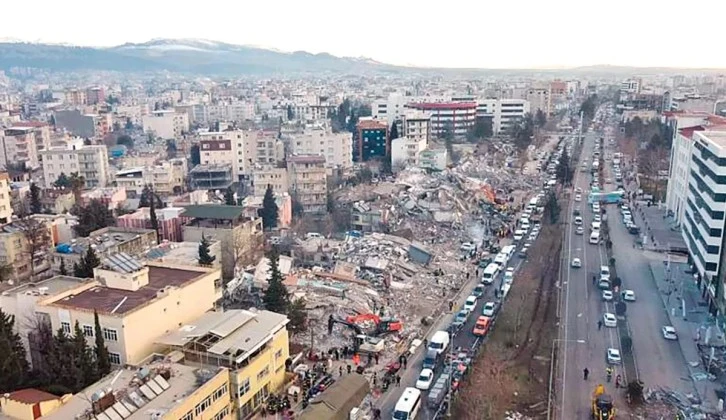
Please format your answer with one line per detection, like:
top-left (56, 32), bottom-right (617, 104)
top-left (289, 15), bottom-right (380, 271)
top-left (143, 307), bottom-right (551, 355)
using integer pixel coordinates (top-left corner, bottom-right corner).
top-left (557, 116), bottom-right (694, 419)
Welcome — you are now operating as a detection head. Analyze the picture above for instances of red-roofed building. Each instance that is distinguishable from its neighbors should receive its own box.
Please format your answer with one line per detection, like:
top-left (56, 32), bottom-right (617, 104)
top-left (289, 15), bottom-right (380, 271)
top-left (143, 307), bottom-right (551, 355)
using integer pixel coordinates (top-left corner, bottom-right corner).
top-left (405, 102), bottom-right (476, 138)
top-left (0, 388), bottom-right (68, 419)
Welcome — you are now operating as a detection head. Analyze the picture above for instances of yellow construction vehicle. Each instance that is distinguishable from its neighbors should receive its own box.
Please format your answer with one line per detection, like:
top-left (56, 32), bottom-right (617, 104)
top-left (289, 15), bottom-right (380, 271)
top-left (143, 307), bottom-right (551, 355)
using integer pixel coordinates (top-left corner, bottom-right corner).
top-left (592, 384), bottom-right (615, 419)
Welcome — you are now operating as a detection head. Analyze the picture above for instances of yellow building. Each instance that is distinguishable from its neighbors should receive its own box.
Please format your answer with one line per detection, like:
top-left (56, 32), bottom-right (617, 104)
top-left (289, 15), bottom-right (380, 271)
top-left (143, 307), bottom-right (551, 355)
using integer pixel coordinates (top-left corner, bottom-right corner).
top-left (156, 309), bottom-right (290, 419)
top-left (35, 256), bottom-right (221, 366)
top-left (43, 363), bottom-right (232, 420)
top-left (0, 171), bottom-right (12, 223)
top-left (0, 217), bottom-right (53, 281)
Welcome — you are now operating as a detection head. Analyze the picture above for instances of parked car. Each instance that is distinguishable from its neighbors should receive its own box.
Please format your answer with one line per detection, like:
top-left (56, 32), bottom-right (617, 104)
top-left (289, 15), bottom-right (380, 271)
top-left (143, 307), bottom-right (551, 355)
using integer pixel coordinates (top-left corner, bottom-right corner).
top-left (603, 313), bottom-right (617, 328)
top-left (602, 290), bottom-right (613, 301)
top-left (606, 348), bottom-right (621, 364)
top-left (571, 258), bottom-right (582, 268)
top-left (416, 368), bottom-right (434, 390)
top-left (481, 302), bottom-right (497, 317)
top-left (576, 226), bottom-right (584, 235)
top-left (464, 295), bottom-right (477, 312)
top-left (621, 290), bottom-right (636, 301)
top-left (662, 326), bottom-right (678, 340)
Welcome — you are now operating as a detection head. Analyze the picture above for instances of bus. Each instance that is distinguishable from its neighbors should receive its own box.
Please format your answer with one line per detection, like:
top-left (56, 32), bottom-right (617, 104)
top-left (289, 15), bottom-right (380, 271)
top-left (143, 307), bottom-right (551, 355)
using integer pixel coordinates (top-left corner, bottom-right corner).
top-left (481, 263), bottom-right (500, 284)
top-left (393, 387), bottom-right (422, 420)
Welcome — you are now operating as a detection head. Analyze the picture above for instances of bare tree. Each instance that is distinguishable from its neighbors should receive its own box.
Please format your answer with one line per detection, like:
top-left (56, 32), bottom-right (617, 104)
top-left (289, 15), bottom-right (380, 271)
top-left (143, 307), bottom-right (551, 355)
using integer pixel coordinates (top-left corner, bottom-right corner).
top-left (15, 216), bottom-right (51, 281)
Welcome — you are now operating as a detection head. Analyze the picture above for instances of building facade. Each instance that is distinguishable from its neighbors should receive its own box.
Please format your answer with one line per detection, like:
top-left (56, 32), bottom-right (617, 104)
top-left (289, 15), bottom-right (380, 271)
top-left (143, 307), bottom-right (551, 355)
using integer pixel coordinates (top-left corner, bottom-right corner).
top-left (41, 142), bottom-right (110, 188)
top-left (475, 99), bottom-right (530, 134)
top-left (287, 155), bottom-right (327, 215)
top-left (251, 166), bottom-right (289, 196)
top-left (142, 110), bottom-right (190, 139)
top-left (287, 126), bottom-right (353, 169)
top-left (355, 120), bottom-right (389, 162)
top-left (404, 102), bottom-right (477, 138)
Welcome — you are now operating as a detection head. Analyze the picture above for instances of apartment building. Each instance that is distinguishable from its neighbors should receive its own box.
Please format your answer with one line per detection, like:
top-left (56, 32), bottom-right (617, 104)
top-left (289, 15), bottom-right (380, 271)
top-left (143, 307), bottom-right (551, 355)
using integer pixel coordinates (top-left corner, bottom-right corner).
top-left (287, 125), bottom-right (353, 169)
top-left (251, 166), bottom-right (289, 196)
top-left (525, 86), bottom-right (551, 116)
top-left (114, 158), bottom-right (187, 196)
top-left (355, 120), bottom-right (389, 162)
top-left (665, 113), bottom-right (726, 226)
top-left (192, 102), bottom-right (255, 124)
top-left (620, 79), bottom-right (642, 94)
top-left (476, 99), bottom-right (530, 134)
top-left (372, 94), bottom-right (416, 124)
top-left (0, 219), bottom-right (53, 281)
top-left (40, 141), bottom-right (110, 188)
top-left (189, 164), bottom-right (234, 191)
top-left (181, 205), bottom-right (264, 279)
top-left (400, 111), bottom-right (431, 145)
top-left (11, 121), bottom-right (51, 154)
top-left (419, 149), bottom-right (448, 171)
top-left (1, 126), bottom-right (41, 169)
top-left (156, 309), bottom-right (289, 419)
top-left (53, 110), bottom-right (109, 139)
top-left (287, 155), bottom-right (327, 216)
top-left (17, 258), bottom-right (221, 366)
top-left (0, 172), bottom-right (12, 223)
top-left (118, 207), bottom-right (185, 242)
top-left (142, 110), bottom-right (190, 139)
top-left (40, 363), bottom-right (231, 420)
top-left (404, 102), bottom-right (477, 138)
top-left (242, 194), bottom-right (293, 228)
top-left (198, 130), bottom-right (283, 182)
top-left (391, 137), bottom-right (427, 170)
top-left (64, 89), bottom-right (87, 106)
top-left (85, 87), bottom-right (105, 105)
top-left (682, 130), bottom-right (726, 310)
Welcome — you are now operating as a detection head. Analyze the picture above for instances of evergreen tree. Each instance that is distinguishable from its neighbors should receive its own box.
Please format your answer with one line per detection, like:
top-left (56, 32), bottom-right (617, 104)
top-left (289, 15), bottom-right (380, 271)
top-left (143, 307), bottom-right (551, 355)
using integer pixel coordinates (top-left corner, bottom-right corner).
top-left (0, 309), bottom-right (29, 392)
top-left (287, 297), bottom-right (308, 336)
top-left (190, 144), bottom-right (201, 166)
top-left (197, 234), bottom-right (216, 266)
top-left (389, 121), bottom-right (399, 140)
top-left (139, 185), bottom-right (153, 208)
top-left (59, 259), bottom-right (67, 275)
top-left (29, 183), bottom-right (42, 214)
top-left (224, 187), bottom-right (236, 205)
top-left (72, 321), bottom-right (98, 385)
top-left (260, 185), bottom-right (279, 229)
top-left (53, 172), bottom-right (70, 189)
top-left (72, 199), bottom-right (115, 237)
top-left (74, 247), bottom-right (101, 278)
top-left (94, 311), bottom-right (111, 376)
top-left (262, 249), bottom-right (290, 314)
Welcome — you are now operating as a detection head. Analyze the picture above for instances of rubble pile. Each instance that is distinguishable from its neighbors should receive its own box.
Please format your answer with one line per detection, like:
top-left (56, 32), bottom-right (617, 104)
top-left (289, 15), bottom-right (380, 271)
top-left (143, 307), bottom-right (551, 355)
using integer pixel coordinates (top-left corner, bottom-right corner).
top-left (697, 343), bottom-right (726, 379)
top-left (644, 387), bottom-right (722, 419)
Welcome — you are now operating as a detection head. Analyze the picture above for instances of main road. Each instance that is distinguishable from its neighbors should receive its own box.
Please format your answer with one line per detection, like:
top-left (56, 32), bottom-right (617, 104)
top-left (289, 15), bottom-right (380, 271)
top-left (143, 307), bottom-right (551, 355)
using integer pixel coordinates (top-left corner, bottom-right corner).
top-left (557, 123), bottom-right (694, 419)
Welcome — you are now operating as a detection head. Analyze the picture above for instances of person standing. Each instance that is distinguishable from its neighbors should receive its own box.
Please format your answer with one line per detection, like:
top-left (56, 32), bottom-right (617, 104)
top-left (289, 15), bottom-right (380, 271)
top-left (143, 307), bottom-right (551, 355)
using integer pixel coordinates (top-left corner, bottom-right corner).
top-left (597, 320), bottom-right (603, 330)
top-left (583, 367), bottom-right (589, 380)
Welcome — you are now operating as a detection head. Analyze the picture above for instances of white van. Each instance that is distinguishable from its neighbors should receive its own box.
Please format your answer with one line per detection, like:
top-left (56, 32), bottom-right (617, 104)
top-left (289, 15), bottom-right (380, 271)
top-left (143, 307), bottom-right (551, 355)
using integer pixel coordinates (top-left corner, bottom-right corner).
top-left (305, 232), bottom-right (322, 240)
top-left (589, 231), bottom-right (600, 244)
top-left (481, 263), bottom-right (500, 284)
top-left (428, 331), bottom-right (450, 355)
top-left (501, 245), bottom-right (516, 260)
top-left (494, 252), bottom-right (508, 267)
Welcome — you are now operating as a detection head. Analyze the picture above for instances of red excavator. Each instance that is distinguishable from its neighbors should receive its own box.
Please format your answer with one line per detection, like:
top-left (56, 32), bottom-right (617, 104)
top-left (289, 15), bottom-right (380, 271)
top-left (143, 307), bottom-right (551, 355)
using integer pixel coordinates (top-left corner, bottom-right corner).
top-left (345, 313), bottom-right (403, 336)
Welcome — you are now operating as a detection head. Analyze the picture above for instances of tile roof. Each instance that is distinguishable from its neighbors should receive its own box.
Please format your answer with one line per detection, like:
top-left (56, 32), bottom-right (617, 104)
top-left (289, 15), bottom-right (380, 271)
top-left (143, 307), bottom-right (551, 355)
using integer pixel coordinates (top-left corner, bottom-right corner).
top-left (7, 388), bottom-right (61, 404)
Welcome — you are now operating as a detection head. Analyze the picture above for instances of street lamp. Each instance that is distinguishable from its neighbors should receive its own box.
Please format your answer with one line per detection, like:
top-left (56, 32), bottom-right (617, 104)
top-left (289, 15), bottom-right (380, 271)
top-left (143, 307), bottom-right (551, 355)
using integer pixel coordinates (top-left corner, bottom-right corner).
top-left (547, 338), bottom-right (586, 420)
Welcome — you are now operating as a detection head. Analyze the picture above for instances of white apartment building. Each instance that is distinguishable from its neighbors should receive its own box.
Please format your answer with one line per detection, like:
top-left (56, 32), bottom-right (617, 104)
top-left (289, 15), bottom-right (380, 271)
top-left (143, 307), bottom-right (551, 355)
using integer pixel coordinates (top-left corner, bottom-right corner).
top-left (198, 130), bottom-right (284, 182)
top-left (400, 111), bottom-right (431, 145)
top-left (405, 102), bottom-right (477, 137)
top-left (41, 140), bottom-right (109, 188)
top-left (114, 158), bottom-right (187, 196)
top-left (191, 102), bottom-right (255, 124)
top-left (620, 79), bottom-right (641, 94)
top-left (476, 99), bottom-right (530, 134)
top-left (391, 137), bottom-right (427, 170)
top-left (1, 126), bottom-right (42, 170)
top-left (142, 110), bottom-right (189, 139)
top-left (525, 87), bottom-right (551, 116)
top-left (683, 130), bottom-right (726, 285)
top-left (0, 172), bottom-right (12, 223)
top-left (287, 125), bottom-right (353, 169)
top-left (251, 166), bottom-right (289, 196)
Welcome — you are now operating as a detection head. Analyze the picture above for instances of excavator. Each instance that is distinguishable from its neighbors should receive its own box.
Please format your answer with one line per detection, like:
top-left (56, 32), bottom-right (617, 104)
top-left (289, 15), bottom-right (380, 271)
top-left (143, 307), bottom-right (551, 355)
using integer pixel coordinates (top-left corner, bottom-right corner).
top-left (327, 315), bottom-right (385, 354)
top-left (592, 384), bottom-right (615, 420)
top-left (345, 313), bottom-right (403, 336)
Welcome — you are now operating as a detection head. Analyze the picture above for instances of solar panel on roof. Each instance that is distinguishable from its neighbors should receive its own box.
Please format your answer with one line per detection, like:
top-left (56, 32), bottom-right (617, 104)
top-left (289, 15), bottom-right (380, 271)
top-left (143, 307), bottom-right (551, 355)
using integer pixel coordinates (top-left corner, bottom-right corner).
top-left (152, 375), bottom-right (171, 390)
top-left (102, 407), bottom-right (124, 420)
top-left (138, 384), bottom-right (157, 400)
top-left (127, 391), bottom-right (146, 407)
top-left (145, 378), bottom-right (163, 395)
top-left (111, 402), bottom-right (131, 418)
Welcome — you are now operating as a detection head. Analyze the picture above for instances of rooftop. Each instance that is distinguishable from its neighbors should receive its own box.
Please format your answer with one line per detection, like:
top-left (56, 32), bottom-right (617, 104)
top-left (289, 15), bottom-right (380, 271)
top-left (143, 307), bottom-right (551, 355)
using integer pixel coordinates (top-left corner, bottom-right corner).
top-left (54, 227), bottom-right (154, 257)
top-left (46, 265), bottom-right (207, 315)
top-left (5, 388), bottom-right (60, 404)
top-left (44, 362), bottom-right (227, 420)
top-left (288, 154), bottom-right (326, 164)
top-left (356, 119), bottom-right (387, 130)
top-left (1, 275), bottom-right (87, 297)
top-left (407, 102), bottom-right (477, 110)
top-left (182, 204), bottom-right (246, 220)
top-left (156, 309), bottom-right (288, 362)
top-left (697, 130), bottom-right (726, 150)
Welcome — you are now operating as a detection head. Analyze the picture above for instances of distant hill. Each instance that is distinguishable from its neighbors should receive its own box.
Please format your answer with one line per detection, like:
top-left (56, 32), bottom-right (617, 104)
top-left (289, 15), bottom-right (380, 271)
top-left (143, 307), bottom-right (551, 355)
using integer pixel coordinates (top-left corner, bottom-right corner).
top-left (0, 38), bottom-right (398, 75)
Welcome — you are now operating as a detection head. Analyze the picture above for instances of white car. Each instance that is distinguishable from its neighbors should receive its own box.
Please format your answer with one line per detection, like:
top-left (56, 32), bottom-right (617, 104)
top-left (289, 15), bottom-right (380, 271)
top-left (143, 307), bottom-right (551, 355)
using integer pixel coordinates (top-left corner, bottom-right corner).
top-left (576, 226), bottom-right (584, 235)
top-left (575, 194), bottom-right (582, 202)
top-left (482, 302), bottom-right (497, 317)
top-left (574, 216), bottom-right (583, 226)
top-left (464, 295), bottom-right (477, 312)
top-left (621, 290), bottom-right (636, 302)
top-left (603, 313), bottom-right (617, 328)
top-left (575, 187), bottom-right (583, 194)
top-left (662, 326), bottom-right (678, 340)
top-left (416, 368), bottom-right (434, 390)
top-left (606, 348), bottom-right (621, 364)
top-left (602, 290), bottom-right (613, 301)
top-left (571, 258), bottom-right (582, 268)
top-left (593, 214), bottom-right (601, 223)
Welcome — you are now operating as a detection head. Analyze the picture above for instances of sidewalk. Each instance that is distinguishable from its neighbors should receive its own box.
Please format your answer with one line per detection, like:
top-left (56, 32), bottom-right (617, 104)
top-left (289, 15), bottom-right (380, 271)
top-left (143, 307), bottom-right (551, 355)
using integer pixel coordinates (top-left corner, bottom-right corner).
top-left (647, 260), bottom-right (720, 409)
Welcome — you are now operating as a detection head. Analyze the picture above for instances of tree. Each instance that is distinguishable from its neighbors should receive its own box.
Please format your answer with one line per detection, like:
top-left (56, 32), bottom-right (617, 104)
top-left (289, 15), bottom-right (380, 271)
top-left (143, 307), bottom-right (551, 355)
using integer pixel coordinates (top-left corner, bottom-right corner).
top-left (94, 311), bottom-right (111, 376)
top-left (224, 187), bottom-right (236, 206)
top-left (0, 263), bottom-right (13, 281)
top-left (556, 148), bottom-right (573, 185)
top-left (580, 94), bottom-right (598, 122)
top-left (59, 259), bottom-right (67, 276)
top-left (442, 121), bottom-right (455, 142)
top-left (511, 114), bottom-right (534, 149)
top-left (0, 309), bottom-right (29, 392)
top-left (73, 247), bottom-right (101, 278)
top-left (290, 192), bottom-right (305, 218)
top-left (68, 172), bottom-right (85, 203)
top-left (197, 234), bottom-right (216, 266)
top-left (72, 321), bottom-right (97, 386)
top-left (116, 135), bottom-right (133, 148)
top-left (165, 139), bottom-right (177, 159)
top-left (535, 109), bottom-right (547, 128)
top-left (468, 118), bottom-right (493, 142)
top-left (389, 122), bottom-right (400, 140)
top-left (138, 185), bottom-right (162, 208)
top-left (53, 172), bottom-right (71, 189)
top-left (72, 199), bottom-right (115, 237)
top-left (259, 185), bottom-right (279, 230)
top-left (29, 183), bottom-right (42, 214)
top-left (125, 118), bottom-right (134, 130)
top-left (262, 249), bottom-right (290, 314)
top-left (287, 105), bottom-right (294, 121)
top-left (287, 297), bottom-right (308, 336)
top-left (149, 191), bottom-right (160, 243)
top-left (16, 216), bottom-right (50, 280)
top-left (190, 144), bottom-right (201, 166)
top-left (545, 192), bottom-right (560, 224)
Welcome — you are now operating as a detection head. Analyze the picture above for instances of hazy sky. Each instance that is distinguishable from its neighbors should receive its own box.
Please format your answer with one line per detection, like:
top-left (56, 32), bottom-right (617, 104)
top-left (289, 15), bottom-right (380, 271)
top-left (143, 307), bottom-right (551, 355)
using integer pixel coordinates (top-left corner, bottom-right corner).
top-left (3, 0), bottom-right (726, 69)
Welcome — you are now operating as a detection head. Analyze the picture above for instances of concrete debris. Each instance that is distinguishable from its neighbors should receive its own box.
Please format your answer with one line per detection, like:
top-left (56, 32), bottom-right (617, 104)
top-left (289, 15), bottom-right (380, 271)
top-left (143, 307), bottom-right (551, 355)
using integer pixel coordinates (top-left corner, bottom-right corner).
top-left (504, 412), bottom-right (533, 420)
top-left (645, 387), bottom-right (722, 419)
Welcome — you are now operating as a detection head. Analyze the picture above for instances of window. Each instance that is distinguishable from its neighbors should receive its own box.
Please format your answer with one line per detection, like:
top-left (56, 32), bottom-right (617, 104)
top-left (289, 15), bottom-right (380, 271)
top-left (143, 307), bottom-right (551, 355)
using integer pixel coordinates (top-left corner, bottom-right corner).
top-left (275, 349), bottom-right (283, 360)
top-left (237, 378), bottom-right (251, 397)
top-left (108, 352), bottom-right (121, 365)
top-left (103, 328), bottom-right (118, 341)
top-left (194, 396), bottom-right (212, 416)
top-left (82, 325), bottom-right (94, 337)
top-left (257, 366), bottom-right (270, 381)
top-left (213, 407), bottom-right (230, 420)
top-left (212, 383), bottom-right (228, 402)
top-left (60, 321), bottom-right (71, 334)
top-left (252, 384), bottom-right (269, 408)
top-left (180, 410), bottom-right (193, 420)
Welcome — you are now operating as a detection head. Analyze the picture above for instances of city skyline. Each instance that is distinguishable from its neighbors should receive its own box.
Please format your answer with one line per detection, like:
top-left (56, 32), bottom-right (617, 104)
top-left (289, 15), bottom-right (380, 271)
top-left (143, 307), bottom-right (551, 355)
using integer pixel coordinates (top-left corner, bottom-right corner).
top-left (2, 0), bottom-right (725, 69)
